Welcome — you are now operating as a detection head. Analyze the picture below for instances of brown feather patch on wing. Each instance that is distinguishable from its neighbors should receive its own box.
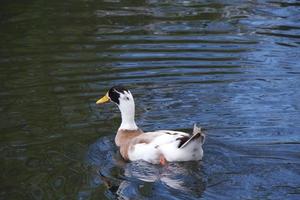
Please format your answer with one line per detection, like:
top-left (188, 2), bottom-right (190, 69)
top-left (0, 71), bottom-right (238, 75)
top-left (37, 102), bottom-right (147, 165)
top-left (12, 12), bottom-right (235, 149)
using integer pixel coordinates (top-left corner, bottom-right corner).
top-left (116, 129), bottom-right (144, 160)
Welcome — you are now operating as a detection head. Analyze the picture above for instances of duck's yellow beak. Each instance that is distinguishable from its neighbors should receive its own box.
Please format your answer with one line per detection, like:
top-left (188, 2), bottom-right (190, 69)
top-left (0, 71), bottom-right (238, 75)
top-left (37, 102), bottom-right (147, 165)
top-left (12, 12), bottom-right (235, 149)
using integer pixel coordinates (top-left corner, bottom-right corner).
top-left (96, 93), bottom-right (110, 104)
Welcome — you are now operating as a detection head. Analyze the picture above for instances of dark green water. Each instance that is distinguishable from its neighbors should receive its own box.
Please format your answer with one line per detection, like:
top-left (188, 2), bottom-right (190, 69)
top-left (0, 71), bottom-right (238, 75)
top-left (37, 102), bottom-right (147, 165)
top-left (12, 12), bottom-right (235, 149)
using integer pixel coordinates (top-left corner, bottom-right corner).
top-left (1, 0), bottom-right (300, 199)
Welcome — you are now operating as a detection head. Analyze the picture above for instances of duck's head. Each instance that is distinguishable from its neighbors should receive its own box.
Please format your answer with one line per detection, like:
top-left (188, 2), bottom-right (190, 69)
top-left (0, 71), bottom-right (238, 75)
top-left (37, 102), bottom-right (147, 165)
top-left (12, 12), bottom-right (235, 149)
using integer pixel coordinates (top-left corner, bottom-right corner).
top-left (96, 86), bottom-right (133, 105)
top-left (96, 86), bottom-right (138, 130)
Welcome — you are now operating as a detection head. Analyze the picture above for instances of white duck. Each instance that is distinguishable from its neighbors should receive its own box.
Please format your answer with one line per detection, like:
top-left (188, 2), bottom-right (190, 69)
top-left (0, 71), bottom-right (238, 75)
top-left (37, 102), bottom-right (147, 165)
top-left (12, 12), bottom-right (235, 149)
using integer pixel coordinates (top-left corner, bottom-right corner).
top-left (96, 86), bottom-right (205, 165)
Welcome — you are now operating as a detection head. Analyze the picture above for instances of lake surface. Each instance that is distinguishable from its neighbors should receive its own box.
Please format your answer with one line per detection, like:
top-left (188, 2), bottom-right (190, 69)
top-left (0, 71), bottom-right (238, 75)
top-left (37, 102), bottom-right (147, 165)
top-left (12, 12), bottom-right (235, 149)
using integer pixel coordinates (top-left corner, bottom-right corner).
top-left (1, 0), bottom-right (300, 199)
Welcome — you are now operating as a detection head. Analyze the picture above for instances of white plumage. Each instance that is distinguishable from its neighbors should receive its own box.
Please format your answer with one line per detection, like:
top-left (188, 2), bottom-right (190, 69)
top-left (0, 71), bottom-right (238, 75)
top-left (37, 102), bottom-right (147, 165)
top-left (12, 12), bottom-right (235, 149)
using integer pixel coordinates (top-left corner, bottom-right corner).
top-left (96, 86), bottom-right (205, 165)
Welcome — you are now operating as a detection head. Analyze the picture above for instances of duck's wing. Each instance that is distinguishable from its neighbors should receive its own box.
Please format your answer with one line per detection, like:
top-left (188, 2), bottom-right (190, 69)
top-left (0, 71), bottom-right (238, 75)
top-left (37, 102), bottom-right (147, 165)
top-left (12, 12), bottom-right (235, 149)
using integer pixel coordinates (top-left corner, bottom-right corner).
top-left (150, 125), bottom-right (205, 149)
top-left (149, 126), bottom-right (205, 162)
top-left (145, 130), bottom-right (190, 146)
top-left (178, 130), bottom-right (205, 148)
top-left (127, 127), bottom-right (205, 164)
top-left (127, 130), bottom-right (189, 163)
top-left (179, 124), bottom-right (205, 148)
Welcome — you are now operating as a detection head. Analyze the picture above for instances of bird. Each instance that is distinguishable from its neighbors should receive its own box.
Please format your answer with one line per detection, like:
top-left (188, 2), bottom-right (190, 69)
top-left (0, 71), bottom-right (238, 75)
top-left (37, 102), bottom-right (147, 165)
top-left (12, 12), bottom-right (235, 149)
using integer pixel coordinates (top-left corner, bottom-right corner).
top-left (96, 86), bottom-right (205, 165)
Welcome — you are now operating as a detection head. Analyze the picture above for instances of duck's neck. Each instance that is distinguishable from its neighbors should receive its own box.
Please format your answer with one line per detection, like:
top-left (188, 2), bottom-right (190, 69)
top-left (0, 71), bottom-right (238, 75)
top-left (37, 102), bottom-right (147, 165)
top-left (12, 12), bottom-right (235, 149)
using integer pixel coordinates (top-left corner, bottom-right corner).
top-left (118, 98), bottom-right (138, 130)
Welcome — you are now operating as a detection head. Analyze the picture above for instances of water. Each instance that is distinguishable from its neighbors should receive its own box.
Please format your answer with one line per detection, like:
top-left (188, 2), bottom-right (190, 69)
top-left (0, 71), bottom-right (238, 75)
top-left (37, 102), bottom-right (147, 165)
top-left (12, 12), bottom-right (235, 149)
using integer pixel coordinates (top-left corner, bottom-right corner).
top-left (1, 0), bottom-right (300, 199)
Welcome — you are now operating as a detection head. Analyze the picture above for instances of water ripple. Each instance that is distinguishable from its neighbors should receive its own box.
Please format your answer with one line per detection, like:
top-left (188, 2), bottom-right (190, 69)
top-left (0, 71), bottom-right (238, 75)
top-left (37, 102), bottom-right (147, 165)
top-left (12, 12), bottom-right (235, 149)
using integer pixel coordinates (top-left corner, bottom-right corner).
top-left (1, 0), bottom-right (300, 199)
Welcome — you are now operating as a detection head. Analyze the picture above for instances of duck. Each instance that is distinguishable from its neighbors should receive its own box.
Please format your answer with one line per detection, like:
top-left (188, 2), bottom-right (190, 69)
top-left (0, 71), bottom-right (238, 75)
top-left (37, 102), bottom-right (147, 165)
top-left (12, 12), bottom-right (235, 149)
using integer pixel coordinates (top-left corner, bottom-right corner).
top-left (96, 86), bottom-right (205, 165)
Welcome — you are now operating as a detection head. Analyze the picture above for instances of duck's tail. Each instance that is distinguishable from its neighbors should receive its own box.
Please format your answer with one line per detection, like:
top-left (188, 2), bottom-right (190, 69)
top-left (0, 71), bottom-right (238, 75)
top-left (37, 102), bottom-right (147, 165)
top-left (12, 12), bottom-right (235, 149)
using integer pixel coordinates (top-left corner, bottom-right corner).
top-left (179, 124), bottom-right (205, 149)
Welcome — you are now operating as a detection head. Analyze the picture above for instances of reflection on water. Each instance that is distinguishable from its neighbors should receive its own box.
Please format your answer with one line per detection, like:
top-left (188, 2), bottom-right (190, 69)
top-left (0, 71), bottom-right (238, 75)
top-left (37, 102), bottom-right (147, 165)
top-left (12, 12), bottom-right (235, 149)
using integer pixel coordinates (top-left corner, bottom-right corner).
top-left (1, 0), bottom-right (300, 199)
top-left (86, 136), bottom-right (205, 199)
